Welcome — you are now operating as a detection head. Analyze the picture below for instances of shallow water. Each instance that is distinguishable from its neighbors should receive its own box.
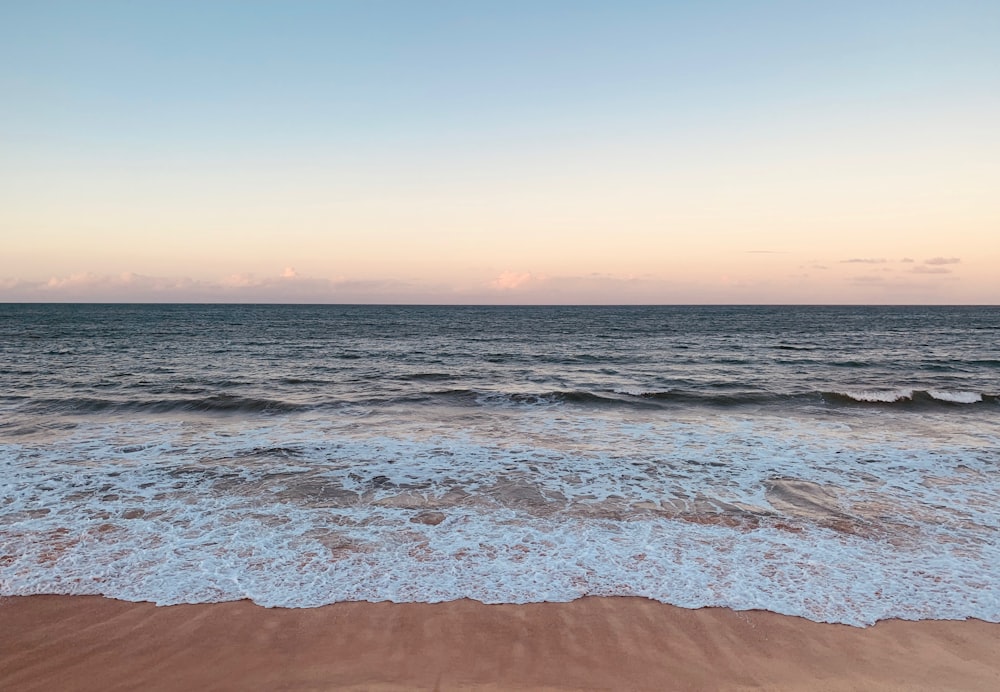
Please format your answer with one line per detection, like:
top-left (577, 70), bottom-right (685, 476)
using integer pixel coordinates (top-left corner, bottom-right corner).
top-left (1, 304), bottom-right (998, 625)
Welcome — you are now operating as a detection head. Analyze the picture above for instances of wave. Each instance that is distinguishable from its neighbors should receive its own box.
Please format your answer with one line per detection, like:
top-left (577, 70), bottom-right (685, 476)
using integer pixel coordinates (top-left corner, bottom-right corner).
top-left (395, 372), bottom-right (454, 382)
top-left (927, 390), bottom-right (984, 404)
top-left (825, 389), bottom-right (915, 403)
top-left (619, 389), bottom-right (796, 407)
top-left (18, 387), bottom-right (998, 417)
top-left (822, 390), bottom-right (994, 406)
top-left (483, 388), bottom-right (998, 410)
top-left (25, 394), bottom-right (306, 415)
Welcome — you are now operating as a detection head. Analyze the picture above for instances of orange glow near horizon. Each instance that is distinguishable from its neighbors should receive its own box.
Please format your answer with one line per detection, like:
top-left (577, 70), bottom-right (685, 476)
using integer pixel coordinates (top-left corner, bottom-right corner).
top-left (2, 3), bottom-right (998, 303)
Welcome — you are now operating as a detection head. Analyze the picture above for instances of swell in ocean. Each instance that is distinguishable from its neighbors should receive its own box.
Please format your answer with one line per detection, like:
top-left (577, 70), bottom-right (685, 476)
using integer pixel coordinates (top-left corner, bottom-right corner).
top-left (6, 384), bottom-right (1000, 417)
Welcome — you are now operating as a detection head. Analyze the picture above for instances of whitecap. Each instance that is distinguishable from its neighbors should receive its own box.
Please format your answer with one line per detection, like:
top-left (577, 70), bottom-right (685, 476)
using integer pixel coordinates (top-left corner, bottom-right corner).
top-left (928, 390), bottom-right (982, 404)
top-left (838, 389), bottom-right (913, 403)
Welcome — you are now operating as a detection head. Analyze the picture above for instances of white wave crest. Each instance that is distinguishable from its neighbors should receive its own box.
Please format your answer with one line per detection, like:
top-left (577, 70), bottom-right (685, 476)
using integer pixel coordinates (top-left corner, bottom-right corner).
top-left (839, 389), bottom-right (913, 403)
top-left (928, 390), bottom-right (982, 404)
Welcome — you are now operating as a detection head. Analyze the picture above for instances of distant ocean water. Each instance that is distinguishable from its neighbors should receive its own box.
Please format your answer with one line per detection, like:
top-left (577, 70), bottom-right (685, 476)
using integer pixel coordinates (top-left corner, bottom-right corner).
top-left (1, 304), bottom-right (997, 626)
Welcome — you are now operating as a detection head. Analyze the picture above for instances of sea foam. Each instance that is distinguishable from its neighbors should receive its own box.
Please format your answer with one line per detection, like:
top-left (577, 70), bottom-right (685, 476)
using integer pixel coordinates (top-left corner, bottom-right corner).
top-left (928, 390), bottom-right (983, 404)
top-left (2, 410), bottom-right (998, 627)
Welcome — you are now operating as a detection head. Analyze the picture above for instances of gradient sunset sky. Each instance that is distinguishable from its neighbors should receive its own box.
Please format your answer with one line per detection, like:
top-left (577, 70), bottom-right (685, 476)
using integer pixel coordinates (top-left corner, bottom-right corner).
top-left (2, 1), bottom-right (998, 303)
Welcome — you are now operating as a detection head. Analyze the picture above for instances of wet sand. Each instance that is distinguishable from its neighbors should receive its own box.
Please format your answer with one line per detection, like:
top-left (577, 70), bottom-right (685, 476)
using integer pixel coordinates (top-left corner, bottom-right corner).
top-left (1, 595), bottom-right (998, 691)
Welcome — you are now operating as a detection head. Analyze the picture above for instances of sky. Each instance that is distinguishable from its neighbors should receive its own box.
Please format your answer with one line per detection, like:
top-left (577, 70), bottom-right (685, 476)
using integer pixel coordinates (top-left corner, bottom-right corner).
top-left (1, 1), bottom-right (998, 304)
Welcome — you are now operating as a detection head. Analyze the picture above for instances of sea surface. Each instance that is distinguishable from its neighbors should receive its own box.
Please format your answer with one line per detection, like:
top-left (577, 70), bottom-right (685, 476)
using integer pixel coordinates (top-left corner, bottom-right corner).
top-left (1, 304), bottom-right (998, 626)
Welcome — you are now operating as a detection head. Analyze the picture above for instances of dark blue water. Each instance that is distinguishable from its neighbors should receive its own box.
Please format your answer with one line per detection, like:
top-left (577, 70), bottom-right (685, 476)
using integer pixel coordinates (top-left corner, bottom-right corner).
top-left (2, 304), bottom-right (998, 416)
top-left (1, 305), bottom-right (998, 625)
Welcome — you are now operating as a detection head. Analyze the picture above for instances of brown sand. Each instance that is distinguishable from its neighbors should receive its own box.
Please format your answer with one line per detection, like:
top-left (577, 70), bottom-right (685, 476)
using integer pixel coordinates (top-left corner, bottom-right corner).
top-left (1, 595), bottom-right (997, 691)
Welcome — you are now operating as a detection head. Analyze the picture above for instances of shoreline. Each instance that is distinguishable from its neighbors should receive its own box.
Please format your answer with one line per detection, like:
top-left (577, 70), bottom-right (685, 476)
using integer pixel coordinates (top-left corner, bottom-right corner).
top-left (2, 595), bottom-right (998, 691)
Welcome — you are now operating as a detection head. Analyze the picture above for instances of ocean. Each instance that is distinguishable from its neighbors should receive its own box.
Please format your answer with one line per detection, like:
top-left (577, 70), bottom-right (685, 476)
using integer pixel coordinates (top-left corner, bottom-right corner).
top-left (1, 304), bottom-right (997, 626)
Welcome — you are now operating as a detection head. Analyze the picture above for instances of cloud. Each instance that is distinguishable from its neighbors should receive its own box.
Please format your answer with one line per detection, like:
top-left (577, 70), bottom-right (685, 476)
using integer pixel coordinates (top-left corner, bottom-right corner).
top-left (0, 269), bottom-right (424, 303)
top-left (0, 277), bottom-right (32, 290)
top-left (840, 258), bottom-right (886, 264)
top-left (41, 272), bottom-right (203, 292)
top-left (475, 272), bottom-right (733, 303)
top-left (848, 274), bottom-right (948, 293)
top-left (1, 265), bottom-right (981, 305)
top-left (220, 273), bottom-right (257, 288)
top-left (490, 270), bottom-right (538, 290)
top-left (924, 257), bottom-right (961, 265)
top-left (6, 268), bottom-right (672, 304)
top-left (901, 258), bottom-right (915, 263)
top-left (906, 258), bottom-right (961, 275)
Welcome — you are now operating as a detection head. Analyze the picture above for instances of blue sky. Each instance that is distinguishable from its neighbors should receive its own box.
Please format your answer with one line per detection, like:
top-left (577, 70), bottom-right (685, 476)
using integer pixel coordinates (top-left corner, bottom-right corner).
top-left (2, 1), bottom-right (998, 302)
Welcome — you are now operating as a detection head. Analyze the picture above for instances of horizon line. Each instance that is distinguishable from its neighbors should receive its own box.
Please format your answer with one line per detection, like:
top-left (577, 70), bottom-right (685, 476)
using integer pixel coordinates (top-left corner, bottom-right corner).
top-left (3, 302), bottom-right (998, 308)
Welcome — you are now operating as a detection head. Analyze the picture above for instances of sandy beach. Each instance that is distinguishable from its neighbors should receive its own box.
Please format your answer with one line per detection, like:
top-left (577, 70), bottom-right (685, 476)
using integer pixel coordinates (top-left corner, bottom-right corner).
top-left (1, 595), bottom-right (997, 691)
